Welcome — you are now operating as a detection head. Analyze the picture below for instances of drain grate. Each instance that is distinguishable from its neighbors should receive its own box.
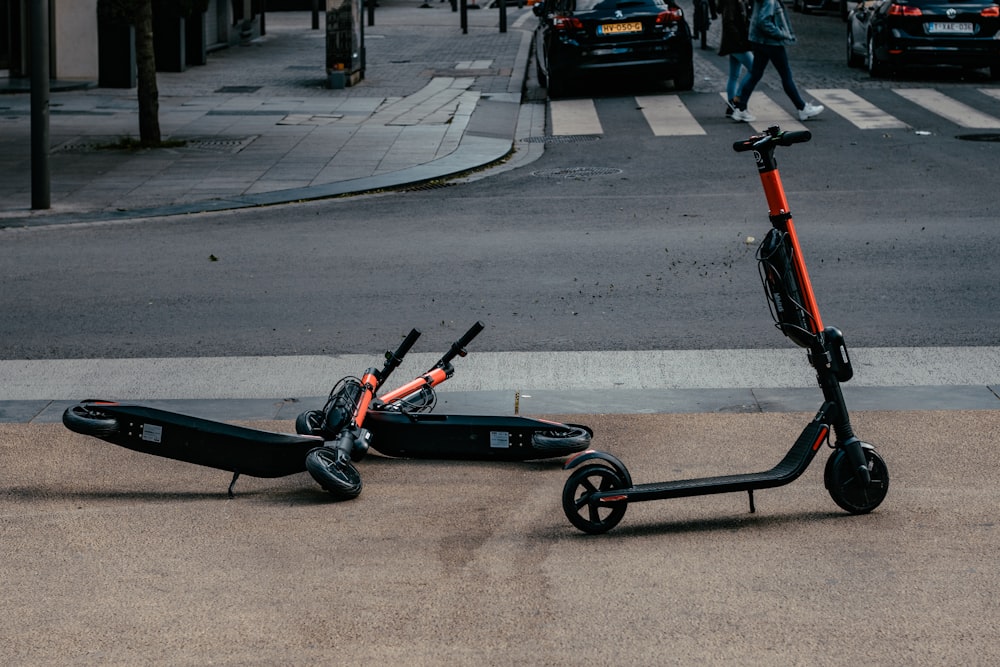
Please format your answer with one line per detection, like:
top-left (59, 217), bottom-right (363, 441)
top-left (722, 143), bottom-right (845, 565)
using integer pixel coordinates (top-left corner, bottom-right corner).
top-left (531, 166), bottom-right (623, 178)
top-left (956, 133), bottom-right (1000, 142)
top-left (215, 85), bottom-right (261, 93)
top-left (52, 135), bottom-right (258, 154)
top-left (522, 135), bottom-right (601, 144)
top-left (185, 136), bottom-right (259, 153)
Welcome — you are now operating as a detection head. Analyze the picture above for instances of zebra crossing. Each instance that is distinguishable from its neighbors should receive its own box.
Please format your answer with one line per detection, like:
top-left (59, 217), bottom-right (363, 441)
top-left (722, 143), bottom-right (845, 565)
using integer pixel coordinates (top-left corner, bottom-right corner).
top-left (547, 88), bottom-right (1000, 136)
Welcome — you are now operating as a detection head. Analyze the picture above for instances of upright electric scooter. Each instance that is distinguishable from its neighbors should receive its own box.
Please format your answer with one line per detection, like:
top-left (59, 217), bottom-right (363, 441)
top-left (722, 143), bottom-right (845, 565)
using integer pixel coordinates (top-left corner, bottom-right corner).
top-left (561, 127), bottom-right (890, 534)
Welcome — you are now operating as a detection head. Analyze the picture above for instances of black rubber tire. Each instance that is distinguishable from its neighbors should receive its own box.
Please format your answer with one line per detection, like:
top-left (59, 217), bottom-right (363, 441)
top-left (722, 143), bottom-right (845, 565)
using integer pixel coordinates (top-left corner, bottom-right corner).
top-left (62, 403), bottom-right (120, 438)
top-left (867, 35), bottom-right (888, 78)
top-left (846, 29), bottom-right (863, 68)
top-left (531, 424), bottom-right (592, 456)
top-left (562, 463), bottom-right (628, 534)
top-left (673, 62), bottom-right (695, 91)
top-left (295, 409), bottom-right (325, 436)
top-left (305, 447), bottom-right (363, 499)
top-left (824, 446), bottom-right (889, 514)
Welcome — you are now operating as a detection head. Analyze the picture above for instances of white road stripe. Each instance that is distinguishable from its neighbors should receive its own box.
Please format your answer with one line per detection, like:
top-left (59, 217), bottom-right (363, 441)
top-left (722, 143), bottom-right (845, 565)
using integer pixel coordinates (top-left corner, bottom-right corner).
top-left (549, 99), bottom-right (603, 135)
top-left (635, 95), bottom-right (706, 136)
top-left (807, 88), bottom-right (907, 130)
top-left (3, 348), bottom-right (999, 400)
top-left (721, 92), bottom-right (807, 133)
top-left (894, 89), bottom-right (1000, 129)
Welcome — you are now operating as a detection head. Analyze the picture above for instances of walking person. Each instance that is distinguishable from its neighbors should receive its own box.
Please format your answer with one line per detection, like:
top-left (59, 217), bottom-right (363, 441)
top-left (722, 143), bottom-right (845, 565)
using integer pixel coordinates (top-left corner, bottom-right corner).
top-left (730, 0), bottom-right (823, 123)
top-left (717, 0), bottom-right (754, 117)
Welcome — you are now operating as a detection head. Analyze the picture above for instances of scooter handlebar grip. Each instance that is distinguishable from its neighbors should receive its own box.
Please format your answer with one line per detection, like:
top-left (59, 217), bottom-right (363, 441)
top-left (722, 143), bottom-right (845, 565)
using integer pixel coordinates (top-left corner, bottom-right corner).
top-left (456, 321), bottom-right (485, 349)
top-left (393, 328), bottom-right (422, 361)
top-left (777, 130), bottom-right (812, 146)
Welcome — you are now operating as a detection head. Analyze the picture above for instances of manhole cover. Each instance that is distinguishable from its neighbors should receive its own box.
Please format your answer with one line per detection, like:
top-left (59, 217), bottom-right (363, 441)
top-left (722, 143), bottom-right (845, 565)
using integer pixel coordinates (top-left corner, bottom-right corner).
top-left (531, 166), bottom-right (623, 178)
top-left (215, 85), bottom-right (261, 93)
top-left (522, 135), bottom-right (601, 144)
top-left (956, 133), bottom-right (1000, 142)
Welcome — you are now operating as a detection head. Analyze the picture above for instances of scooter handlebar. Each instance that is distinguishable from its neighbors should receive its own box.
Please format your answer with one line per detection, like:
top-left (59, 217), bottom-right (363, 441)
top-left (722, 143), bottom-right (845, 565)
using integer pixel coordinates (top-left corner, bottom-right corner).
top-left (733, 128), bottom-right (812, 153)
top-left (379, 328), bottom-right (422, 383)
top-left (437, 321), bottom-right (485, 367)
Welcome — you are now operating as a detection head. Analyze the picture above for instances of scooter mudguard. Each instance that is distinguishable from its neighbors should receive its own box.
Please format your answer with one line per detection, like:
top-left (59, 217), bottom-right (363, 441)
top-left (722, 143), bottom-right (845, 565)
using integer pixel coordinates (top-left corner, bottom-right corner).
top-left (65, 402), bottom-right (323, 478)
top-left (562, 449), bottom-right (634, 488)
top-left (363, 411), bottom-right (590, 461)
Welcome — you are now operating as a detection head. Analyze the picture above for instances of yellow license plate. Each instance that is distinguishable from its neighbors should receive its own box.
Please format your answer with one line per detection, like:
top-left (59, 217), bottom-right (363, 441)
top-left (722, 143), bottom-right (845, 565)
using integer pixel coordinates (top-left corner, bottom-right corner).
top-left (598, 21), bottom-right (643, 35)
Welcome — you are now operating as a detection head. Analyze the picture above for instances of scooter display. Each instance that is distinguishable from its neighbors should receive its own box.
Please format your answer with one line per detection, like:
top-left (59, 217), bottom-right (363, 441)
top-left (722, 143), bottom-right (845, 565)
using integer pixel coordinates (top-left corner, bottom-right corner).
top-left (561, 127), bottom-right (890, 534)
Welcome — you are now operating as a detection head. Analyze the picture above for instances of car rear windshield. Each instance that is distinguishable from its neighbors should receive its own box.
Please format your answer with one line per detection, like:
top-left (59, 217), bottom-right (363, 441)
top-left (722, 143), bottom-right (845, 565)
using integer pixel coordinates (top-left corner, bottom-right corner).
top-left (571, 0), bottom-right (666, 11)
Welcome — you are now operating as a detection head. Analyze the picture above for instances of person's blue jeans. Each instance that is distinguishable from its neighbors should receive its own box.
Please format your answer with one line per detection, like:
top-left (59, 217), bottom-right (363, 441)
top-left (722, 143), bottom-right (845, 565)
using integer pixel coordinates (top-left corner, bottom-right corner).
top-left (727, 51), bottom-right (754, 103)
top-left (737, 42), bottom-right (805, 111)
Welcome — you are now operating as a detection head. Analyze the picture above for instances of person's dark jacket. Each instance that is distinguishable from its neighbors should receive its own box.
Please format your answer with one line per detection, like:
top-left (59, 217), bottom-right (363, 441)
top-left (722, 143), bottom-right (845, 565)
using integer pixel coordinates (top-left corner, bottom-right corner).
top-left (717, 0), bottom-right (752, 57)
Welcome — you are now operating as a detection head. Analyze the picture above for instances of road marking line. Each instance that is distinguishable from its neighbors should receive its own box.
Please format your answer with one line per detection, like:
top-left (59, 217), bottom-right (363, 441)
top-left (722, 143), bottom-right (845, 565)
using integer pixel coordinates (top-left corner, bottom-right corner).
top-left (722, 92), bottom-right (807, 133)
top-left (807, 88), bottom-right (907, 130)
top-left (895, 89), bottom-right (1000, 129)
top-left (635, 95), bottom-right (706, 136)
top-left (549, 99), bottom-right (603, 135)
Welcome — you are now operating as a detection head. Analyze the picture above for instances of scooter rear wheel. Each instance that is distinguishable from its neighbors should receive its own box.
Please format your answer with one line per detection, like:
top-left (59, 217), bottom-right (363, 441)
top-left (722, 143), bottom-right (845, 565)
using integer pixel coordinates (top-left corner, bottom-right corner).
top-left (562, 463), bottom-right (628, 534)
top-left (825, 445), bottom-right (889, 514)
top-left (63, 403), bottom-right (120, 438)
top-left (305, 447), bottom-right (363, 500)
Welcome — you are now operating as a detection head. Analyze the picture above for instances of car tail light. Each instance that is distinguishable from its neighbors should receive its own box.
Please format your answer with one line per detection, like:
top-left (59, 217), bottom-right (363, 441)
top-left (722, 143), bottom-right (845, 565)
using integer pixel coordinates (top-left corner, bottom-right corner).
top-left (888, 3), bottom-right (922, 15)
top-left (981, 5), bottom-right (999, 16)
top-left (656, 8), bottom-right (684, 23)
top-left (553, 16), bottom-right (585, 30)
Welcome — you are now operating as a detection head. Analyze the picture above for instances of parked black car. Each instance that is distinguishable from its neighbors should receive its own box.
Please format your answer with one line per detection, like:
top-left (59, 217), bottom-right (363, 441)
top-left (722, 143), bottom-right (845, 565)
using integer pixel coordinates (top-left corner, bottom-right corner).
top-left (533, 0), bottom-right (695, 97)
top-left (846, 0), bottom-right (1000, 78)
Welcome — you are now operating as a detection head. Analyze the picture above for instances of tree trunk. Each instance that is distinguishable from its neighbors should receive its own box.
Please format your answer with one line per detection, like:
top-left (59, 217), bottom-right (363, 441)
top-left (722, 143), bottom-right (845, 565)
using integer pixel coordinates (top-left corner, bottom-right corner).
top-left (135, 0), bottom-right (161, 145)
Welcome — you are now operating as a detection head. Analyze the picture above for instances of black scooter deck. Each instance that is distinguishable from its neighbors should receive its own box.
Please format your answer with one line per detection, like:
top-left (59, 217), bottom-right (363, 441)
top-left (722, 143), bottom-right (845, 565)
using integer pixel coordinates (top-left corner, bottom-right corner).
top-left (73, 403), bottom-right (324, 478)
top-left (365, 411), bottom-right (589, 461)
top-left (616, 419), bottom-right (829, 502)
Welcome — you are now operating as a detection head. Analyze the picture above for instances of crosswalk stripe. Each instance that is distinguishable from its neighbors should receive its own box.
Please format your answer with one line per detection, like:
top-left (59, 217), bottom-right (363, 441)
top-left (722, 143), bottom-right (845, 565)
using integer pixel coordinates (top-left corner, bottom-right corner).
top-left (549, 99), bottom-right (602, 135)
top-left (718, 92), bottom-right (807, 132)
top-left (807, 88), bottom-right (907, 130)
top-left (894, 88), bottom-right (1000, 129)
top-left (547, 88), bottom-right (1000, 137)
top-left (635, 94), bottom-right (706, 136)
top-left (980, 88), bottom-right (1000, 103)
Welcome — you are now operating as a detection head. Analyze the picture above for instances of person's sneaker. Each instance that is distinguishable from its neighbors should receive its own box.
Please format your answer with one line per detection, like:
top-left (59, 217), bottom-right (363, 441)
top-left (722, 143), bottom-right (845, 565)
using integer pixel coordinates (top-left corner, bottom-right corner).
top-left (731, 108), bottom-right (755, 122)
top-left (798, 102), bottom-right (824, 121)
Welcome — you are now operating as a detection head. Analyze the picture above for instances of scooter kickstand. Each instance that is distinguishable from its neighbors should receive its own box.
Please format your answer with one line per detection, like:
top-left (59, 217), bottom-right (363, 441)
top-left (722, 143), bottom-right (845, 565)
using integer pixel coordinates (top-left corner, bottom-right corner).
top-left (748, 490), bottom-right (756, 514)
top-left (228, 471), bottom-right (241, 498)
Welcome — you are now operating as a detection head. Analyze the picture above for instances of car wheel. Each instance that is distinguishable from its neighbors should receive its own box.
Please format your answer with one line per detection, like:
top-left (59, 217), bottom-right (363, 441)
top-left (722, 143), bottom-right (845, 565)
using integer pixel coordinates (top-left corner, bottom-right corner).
top-left (672, 61), bottom-right (694, 91)
top-left (535, 54), bottom-right (548, 87)
top-left (846, 28), bottom-right (863, 68)
top-left (867, 34), bottom-right (888, 78)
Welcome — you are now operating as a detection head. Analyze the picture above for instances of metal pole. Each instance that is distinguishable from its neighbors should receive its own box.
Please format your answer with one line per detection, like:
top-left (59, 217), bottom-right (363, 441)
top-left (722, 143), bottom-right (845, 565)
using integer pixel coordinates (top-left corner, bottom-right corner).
top-left (30, 0), bottom-right (50, 210)
top-left (460, 0), bottom-right (467, 33)
top-left (312, 0), bottom-right (320, 29)
top-left (499, 0), bottom-right (506, 33)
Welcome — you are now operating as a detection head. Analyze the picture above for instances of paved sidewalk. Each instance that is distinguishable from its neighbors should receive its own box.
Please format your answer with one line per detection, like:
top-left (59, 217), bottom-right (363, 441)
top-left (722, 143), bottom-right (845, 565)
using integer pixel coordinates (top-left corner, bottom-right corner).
top-left (0, 4), bottom-right (539, 225)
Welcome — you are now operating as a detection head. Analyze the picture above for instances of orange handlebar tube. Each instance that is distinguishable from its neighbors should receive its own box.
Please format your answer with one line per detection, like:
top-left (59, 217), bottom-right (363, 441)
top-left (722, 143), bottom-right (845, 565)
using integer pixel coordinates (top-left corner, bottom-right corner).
top-left (759, 170), bottom-right (824, 334)
top-left (380, 368), bottom-right (448, 404)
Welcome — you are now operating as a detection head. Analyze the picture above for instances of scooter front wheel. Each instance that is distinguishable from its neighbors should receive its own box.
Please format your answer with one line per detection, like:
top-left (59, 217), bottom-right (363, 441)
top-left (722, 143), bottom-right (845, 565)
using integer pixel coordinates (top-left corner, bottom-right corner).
top-left (825, 445), bottom-right (889, 514)
top-left (305, 447), bottom-right (363, 500)
top-left (562, 463), bottom-right (628, 534)
top-left (532, 423), bottom-right (592, 456)
top-left (63, 403), bottom-right (120, 438)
